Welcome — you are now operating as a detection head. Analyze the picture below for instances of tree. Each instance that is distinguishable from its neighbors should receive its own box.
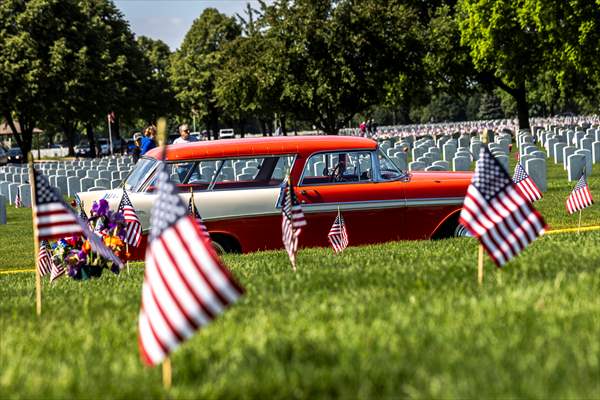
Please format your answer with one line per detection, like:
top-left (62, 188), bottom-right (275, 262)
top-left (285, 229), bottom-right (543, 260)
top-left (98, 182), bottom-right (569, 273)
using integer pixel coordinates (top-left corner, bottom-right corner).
top-left (136, 36), bottom-right (178, 124)
top-left (170, 8), bottom-right (241, 140)
top-left (0, 0), bottom-right (151, 157)
top-left (457, 0), bottom-right (600, 129)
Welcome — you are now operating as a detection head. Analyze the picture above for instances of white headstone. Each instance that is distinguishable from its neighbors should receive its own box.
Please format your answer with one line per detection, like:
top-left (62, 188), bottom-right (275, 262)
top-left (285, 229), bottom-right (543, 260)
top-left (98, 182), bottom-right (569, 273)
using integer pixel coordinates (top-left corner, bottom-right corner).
top-left (452, 157), bottom-right (470, 171)
top-left (567, 154), bottom-right (586, 181)
top-left (409, 161), bottom-right (426, 171)
top-left (525, 158), bottom-right (547, 192)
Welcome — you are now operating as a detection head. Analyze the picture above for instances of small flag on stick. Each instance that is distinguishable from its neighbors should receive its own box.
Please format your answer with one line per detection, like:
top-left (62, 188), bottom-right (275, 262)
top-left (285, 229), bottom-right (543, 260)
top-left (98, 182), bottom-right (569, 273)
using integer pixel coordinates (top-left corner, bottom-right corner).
top-left (187, 190), bottom-right (210, 238)
top-left (512, 163), bottom-right (542, 203)
top-left (37, 240), bottom-right (52, 277)
top-left (32, 168), bottom-right (123, 268)
top-left (328, 208), bottom-right (348, 253)
top-left (137, 162), bottom-right (244, 367)
top-left (281, 178), bottom-right (306, 270)
top-left (459, 146), bottom-right (546, 268)
top-left (566, 173), bottom-right (593, 215)
top-left (49, 260), bottom-right (66, 283)
top-left (15, 193), bottom-right (22, 208)
top-left (118, 189), bottom-right (142, 247)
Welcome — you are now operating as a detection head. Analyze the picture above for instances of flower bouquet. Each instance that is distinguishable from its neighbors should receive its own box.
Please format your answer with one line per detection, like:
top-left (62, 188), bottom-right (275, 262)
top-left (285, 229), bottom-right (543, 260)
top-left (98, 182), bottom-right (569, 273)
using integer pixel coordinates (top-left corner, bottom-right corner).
top-left (49, 199), bottom-right (130, 280)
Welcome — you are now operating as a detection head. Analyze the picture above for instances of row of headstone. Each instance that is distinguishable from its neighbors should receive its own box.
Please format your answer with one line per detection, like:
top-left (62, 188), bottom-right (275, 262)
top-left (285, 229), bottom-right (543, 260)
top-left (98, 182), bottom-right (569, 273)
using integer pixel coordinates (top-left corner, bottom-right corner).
top-left (0, 156), bottom-right (133, 206)
top-left (532, 126), bottom-right (600, 181)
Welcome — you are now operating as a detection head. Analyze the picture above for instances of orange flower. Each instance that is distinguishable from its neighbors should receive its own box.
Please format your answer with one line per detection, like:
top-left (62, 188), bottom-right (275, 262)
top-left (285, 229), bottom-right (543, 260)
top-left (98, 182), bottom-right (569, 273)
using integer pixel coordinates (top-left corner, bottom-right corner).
top-left (104, 235), bottom-right (123, 249)
top-left (82, 240), bottom-right (91, 253)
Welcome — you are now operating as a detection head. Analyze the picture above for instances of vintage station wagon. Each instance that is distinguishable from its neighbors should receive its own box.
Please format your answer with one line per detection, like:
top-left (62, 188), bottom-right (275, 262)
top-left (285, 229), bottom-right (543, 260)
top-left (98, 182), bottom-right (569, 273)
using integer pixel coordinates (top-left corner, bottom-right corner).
top-left (76, 136), bottom-right (472, 256)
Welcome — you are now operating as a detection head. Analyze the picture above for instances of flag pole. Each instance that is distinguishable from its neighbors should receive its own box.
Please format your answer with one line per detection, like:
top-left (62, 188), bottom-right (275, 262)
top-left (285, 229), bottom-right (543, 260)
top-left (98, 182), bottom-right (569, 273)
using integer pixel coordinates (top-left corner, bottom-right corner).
top-left (477, 243), bottom-right (484, 285)
top-left (126, 243), bottom-right (129, 273)
top-left (578, 210), bottom-right (582, 234)
top-left (156, 117), bottom-right (172, 389)
top-left (162, 356), bottom-right (172, 390)
top-left (28, 152), bottom-right (42, 316)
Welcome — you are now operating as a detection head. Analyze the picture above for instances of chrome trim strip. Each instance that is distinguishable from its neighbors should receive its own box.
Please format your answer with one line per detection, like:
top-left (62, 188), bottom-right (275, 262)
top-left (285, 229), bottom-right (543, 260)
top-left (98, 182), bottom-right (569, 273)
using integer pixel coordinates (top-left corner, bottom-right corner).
top-left (140, 196), bottom-right (464, 234)
top-left (405, 197), bottom-right (464, 207)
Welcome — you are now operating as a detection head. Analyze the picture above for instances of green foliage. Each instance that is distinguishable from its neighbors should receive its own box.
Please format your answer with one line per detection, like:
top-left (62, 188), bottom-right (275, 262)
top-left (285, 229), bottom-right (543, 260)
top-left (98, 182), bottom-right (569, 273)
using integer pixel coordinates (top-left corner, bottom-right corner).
top-left (0, 0), bottom-right (156, 156)
top-left (170, 8), bottom-right (241, 138)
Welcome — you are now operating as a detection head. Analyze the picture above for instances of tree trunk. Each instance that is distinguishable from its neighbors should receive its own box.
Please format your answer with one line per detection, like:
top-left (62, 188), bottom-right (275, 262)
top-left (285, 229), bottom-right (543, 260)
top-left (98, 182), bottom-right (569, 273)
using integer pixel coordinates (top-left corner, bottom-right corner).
top-left (86, 123), bottom-right (97, 158)
top-left (238, 120), bottom-right (245, 138)
top-left (5, 113), bottom-right (33, 156)
top-left (280, 115), bottom-right (287, 136)
top-left (514, 84), bottom-right (530, 130)
top-left (63, 123), bottom-right (76, 157)
top-left (260, 120), bottom-right (267, 136)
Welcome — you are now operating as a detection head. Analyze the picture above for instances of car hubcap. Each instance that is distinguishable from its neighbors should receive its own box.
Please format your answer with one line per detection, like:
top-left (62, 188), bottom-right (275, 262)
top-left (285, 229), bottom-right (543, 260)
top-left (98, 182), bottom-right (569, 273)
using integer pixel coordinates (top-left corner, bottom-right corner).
top-left (454, 224), bottom-right (471, 237)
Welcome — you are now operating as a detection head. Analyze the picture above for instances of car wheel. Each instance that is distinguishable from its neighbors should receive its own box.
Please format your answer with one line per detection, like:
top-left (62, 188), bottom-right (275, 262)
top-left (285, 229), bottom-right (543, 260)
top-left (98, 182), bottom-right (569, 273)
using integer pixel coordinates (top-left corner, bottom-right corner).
top-left (453, 223), bottom-right (471, 237)
top-left (211, 240), bottom-right (226, 255)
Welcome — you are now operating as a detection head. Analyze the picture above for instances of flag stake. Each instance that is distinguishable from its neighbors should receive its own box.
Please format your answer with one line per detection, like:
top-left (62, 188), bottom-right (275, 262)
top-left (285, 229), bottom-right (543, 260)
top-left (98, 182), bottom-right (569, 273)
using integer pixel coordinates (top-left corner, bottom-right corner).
top-left (477, 243), bottom-right (484, 285)
top-left (578, 210), bottom-right (582, 234)
top-left (162, 356), bottom-right (172, 390)
top-left (28, 153), bottom-right (42, 316)
top-left (126, 243), bottom-right (130, 273)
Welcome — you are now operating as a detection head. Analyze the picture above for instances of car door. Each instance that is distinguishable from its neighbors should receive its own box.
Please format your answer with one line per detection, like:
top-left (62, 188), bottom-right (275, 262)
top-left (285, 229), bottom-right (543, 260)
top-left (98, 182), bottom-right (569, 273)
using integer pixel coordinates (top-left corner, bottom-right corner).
top-left (189, 155), bottom-right (295, 253)
top-left (296, 150), bottom-right (406, 248)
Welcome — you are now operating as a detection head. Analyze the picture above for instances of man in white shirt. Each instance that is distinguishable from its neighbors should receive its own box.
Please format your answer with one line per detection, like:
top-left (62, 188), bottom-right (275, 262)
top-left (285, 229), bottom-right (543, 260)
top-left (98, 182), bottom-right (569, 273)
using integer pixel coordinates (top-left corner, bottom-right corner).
top-left (174, 124), bottom-right (199, 181)
top-left (173, 124), bottom-right (197, 144)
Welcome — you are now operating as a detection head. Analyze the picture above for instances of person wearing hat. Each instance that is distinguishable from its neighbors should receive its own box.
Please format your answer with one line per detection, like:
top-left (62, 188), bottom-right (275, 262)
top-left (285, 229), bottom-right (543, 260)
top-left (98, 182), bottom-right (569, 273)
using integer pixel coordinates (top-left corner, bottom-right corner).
top-left (131, 132), bottom-right (142, 163)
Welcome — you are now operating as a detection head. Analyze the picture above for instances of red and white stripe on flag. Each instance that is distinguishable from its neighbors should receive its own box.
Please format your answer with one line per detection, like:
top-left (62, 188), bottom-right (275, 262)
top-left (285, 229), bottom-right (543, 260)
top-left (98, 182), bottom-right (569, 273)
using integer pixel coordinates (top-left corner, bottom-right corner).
top-left (118, 190), bottom-right (142, 247)
top-left (138, 166), bottom-right (243, 366)
top-left (566, 174), bottom-right (593, 214)
top-left (512, 163), bottom-right (542, 203)
top-left (37, 242), bottom-right (52, 277)
top-left (459, 147), bottom-right (546, 267)
top-left (328, 210), bottom-right (349, 253)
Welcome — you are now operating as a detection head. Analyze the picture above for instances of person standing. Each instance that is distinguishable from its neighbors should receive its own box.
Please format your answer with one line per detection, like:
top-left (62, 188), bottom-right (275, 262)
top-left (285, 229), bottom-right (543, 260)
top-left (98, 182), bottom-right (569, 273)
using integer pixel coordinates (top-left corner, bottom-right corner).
top-left (173, 124), bottom-right (197, 144)
top-left (131, 132), bottom-right (142, 163)
top-left (173, 124), bottom-right (199, 181)
top-left (140, 125), bottom-right (157, 155)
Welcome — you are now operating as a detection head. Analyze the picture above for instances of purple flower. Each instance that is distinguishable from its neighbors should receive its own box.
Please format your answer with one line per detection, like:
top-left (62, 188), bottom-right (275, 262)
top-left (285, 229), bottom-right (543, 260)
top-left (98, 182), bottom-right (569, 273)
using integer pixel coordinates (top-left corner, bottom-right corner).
top-left (91, 199), bottom-right (109, 217)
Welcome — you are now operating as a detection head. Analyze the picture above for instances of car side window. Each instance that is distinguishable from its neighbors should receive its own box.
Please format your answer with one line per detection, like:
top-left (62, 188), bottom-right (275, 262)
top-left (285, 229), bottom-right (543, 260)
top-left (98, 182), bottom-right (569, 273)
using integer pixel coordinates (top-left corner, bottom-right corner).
top-left (211, 156), bottom-right (294, 190)
top-left (301, 151), bottom-right (373, 185)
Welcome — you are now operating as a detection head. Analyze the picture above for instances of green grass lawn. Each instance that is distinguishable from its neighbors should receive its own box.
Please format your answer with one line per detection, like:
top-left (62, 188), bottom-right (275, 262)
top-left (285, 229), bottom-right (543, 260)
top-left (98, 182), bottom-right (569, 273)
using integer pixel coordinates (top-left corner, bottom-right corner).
top-left (1, 147), bottom-right (599, 399)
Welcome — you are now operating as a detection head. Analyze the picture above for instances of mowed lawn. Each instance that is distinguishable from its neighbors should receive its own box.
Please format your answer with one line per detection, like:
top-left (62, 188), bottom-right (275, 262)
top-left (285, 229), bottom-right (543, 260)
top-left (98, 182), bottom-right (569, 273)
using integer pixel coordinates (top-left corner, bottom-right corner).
top-left (1, 152), bottom-right (599, 399)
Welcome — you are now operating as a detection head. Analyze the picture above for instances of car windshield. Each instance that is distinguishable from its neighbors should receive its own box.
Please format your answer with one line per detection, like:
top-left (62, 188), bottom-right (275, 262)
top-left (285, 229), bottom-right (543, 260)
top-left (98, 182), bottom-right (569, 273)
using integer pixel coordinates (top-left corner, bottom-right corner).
top-left (9, 148), bottom-right (21, 155)
top-left (377, 148), bottom-right (405, 181)
top-left (124, 158), bottom-right (158, 192)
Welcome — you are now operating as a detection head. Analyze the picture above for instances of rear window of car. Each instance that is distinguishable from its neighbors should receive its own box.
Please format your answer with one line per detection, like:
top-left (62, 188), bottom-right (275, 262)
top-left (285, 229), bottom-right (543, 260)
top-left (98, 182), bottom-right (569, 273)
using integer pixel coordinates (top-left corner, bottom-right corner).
top-left (144, 155), bottom-right (295, 192)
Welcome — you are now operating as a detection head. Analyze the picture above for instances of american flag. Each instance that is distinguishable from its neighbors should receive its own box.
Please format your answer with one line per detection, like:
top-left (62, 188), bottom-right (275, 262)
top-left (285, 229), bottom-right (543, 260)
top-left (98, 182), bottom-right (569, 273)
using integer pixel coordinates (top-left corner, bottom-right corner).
top-left (328, 209), bottom-right (349, 253)
top-left (281, 179), bottom-right (306, 270)
top-left (138, 163), bottom-right (244, 366)
top-left (566, 174), bottom-right (594, 214)
top-left (187, 192), bottom-right (209, 238)
top-left (107, 112), bottom-right (115, 124)
top-left (15, 193), bottom-right (22, 208)
top-left (512, 163), bottom-right (542, 203)
top-left (459, 146), bottom-right (546, 267)
top-left (49, 259), bottom-right (65, 283)
top-left (37, 240), bottom-right (52, 277)
top-left (32, 168), bottom-right (123, 269)
top-left (118, 190), bottom-right (142, 247)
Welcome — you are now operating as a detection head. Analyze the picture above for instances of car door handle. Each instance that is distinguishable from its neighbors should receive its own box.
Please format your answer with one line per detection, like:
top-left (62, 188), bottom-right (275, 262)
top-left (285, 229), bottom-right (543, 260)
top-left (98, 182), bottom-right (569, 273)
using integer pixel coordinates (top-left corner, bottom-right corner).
top-left (300, 189), bottom-right (320, 197)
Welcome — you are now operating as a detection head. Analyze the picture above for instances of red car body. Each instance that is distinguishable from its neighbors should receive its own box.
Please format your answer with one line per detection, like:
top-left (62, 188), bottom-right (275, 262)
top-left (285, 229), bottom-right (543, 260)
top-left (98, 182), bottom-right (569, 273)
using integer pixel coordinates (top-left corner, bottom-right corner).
top-left (78, 136), bottom-right (472, 258)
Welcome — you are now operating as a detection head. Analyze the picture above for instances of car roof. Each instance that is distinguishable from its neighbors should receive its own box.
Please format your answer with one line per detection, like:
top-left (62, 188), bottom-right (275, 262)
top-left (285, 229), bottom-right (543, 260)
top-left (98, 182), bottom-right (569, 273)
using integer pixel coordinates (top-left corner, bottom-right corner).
top-left (144, 135), bottom-right (378, 161)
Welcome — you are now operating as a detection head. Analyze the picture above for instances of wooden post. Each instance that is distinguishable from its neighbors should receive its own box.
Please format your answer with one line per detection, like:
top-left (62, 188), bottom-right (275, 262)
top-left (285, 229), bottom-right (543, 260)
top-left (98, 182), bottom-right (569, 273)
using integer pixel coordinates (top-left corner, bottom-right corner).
top-left (126, 243), bottom-right (130, 273)
top-left (478, 243), bottom-right (484, 285)
top-left (578, 210), bottom-right (582, 234)
top-left (162, 356), bottom-right (172, 390)
top-left (28, 153), bottom-right (42, 316)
